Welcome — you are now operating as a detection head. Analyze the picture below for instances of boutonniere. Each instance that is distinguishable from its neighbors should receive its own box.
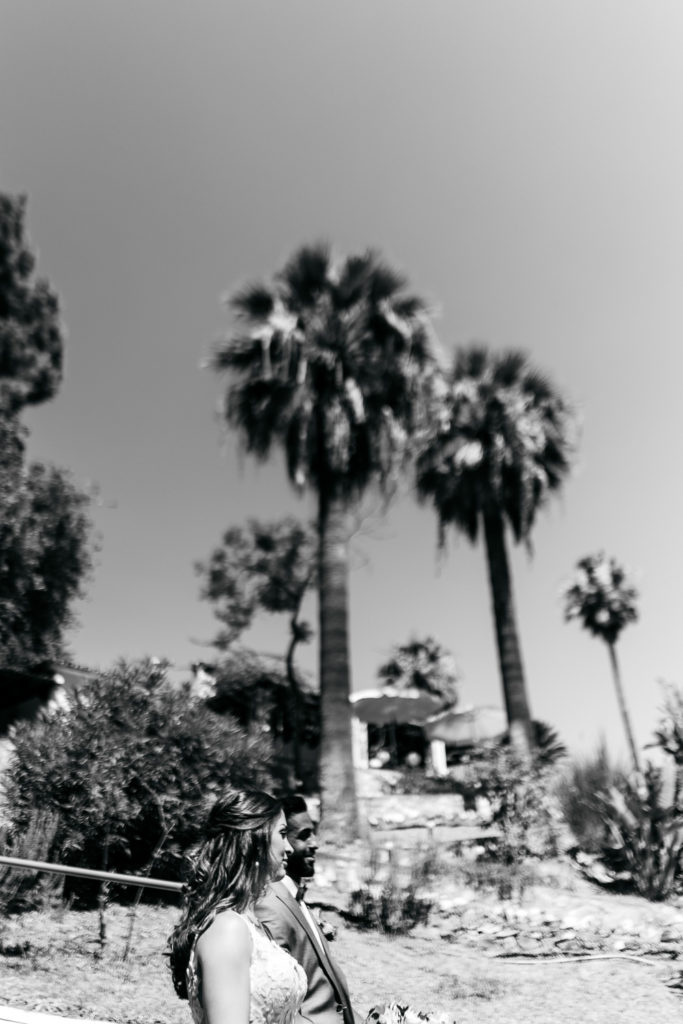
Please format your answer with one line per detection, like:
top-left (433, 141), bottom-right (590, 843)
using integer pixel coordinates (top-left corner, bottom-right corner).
top-left (313, 908), bottom-right (337, 941)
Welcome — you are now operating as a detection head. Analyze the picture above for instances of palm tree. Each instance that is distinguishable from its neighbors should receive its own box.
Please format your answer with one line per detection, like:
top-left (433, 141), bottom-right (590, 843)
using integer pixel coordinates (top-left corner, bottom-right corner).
top-left (375, 636), bottom-right (459, 766)
top-left (211, 243), bottom-right (441, 840)
top-left (416, 345), bottom-right (575, 756)
top-left (563, 552), bottom-right (641, 771)
top-left (0, 193), bottom-right (64, 418)
top-left (377, 636), bottom-right (459, 706)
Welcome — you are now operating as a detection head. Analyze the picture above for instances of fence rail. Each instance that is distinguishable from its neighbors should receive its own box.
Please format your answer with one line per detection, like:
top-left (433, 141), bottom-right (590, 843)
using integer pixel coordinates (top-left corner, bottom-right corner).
top-left (0, 854), bottom-right (183, 892)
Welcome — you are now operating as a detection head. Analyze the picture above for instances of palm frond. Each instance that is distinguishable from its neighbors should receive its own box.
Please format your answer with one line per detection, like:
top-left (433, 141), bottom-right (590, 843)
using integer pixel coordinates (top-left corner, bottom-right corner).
top-left (365, 257), bottom-right (407, 305)
top-left (278, 242), bottom-right (331, 308)
top-left (493, 349), bottom-right (529, 388)
top-left (213, 243), bottom-right (442, 500)
top-left (520, 367), bottom-right (556, 402)
top-left (416, 343), bottom-right (575, 547)
top-left (229, 283), bottom-right (275, 322)
top-left (334, 253), bottom-right (373, 309)
top-left (453, 343), bottom-right (490, 381)
top-left (211, 333), bottom-right (267, 372)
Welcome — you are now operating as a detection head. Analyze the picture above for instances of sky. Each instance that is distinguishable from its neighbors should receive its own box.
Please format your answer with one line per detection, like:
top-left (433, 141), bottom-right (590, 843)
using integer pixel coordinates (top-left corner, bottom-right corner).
top-left (1, 0), bottom-right (682, 762)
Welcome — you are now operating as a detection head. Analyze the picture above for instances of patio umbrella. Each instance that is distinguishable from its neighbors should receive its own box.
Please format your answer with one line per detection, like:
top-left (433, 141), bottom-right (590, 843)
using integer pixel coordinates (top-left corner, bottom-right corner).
top-left (349, 686), bottom-right (452, 725)
top-left (422, 704), bottom-right (507, 747)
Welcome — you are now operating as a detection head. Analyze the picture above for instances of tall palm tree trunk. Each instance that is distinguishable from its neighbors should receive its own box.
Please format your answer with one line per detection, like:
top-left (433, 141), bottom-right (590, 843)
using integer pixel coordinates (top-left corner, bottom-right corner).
top-left (285, 620), bottom-right (303, 787)
top-left (483, 509), bottom-right (533, 756)
top-left (606, 640), bottom-right (641, 773)
top-left (317, 488), bottom-right (359, 842)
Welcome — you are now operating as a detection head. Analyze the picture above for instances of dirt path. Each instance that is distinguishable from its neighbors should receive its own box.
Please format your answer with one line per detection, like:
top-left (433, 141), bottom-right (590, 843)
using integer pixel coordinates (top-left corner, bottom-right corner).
top-left (1, 899), bottom-right (681, 1024)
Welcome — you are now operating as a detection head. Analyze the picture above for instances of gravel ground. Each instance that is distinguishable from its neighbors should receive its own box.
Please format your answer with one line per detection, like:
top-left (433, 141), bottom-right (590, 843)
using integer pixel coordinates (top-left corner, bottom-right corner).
top-left (334, 926), bottom-right (682, 1024)
top-left (1, 893), bottom-right (681, 1024)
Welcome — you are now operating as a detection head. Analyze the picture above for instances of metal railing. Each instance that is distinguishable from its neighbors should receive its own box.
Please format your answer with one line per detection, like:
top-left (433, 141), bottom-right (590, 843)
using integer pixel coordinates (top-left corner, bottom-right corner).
top-left (0, 854), bottom-right (183, 893)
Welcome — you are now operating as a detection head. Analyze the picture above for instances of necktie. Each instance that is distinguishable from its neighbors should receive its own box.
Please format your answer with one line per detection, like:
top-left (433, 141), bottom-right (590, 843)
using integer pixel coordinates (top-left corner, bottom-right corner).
top-left (295, 882), bottom-right (308, 902)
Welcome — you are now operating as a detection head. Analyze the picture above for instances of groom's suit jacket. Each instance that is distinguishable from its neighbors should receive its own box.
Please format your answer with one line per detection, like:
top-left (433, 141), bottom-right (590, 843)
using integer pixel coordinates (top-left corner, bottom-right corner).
top-left (255, 880), bottom-right (357, 1024)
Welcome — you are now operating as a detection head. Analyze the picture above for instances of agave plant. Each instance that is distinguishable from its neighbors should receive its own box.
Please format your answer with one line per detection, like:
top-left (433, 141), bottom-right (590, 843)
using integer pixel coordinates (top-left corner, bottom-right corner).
top-left (599, 764), bottom-right (683, 901)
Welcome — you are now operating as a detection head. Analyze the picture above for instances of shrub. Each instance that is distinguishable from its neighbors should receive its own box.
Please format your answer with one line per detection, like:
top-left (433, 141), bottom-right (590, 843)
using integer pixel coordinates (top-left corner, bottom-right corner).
top-left (460, 745), bottom-right (563, 897)
top-left (346, 844), bottom-right (436, 934)
top-left (555, 740), bottom-right (627, 853)
top-left (0, 808), bottom-right (63, 914)
top-left (453, 856), bottom-right (540, 898)
top-left (600, 763), bottom-right (683, 901)
top-left (3, 658), bottom-right (275, 890)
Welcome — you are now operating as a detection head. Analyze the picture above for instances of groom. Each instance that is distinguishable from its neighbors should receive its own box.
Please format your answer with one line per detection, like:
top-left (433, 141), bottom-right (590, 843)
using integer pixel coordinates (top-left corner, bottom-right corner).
top-left (255, 795), bottom-right (358, 1024)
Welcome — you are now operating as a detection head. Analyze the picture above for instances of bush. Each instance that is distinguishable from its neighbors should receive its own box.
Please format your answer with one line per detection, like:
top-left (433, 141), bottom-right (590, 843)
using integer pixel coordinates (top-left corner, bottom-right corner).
top-left (3, 658), bottom-right (275, 891)
top-left (459, 745), bottom-right (563, 898)
top-left (555, 741), bottom-right (627, 853)
top-left (453, 856), bottom-right (540, 898)
top-left (346, 844), bottom-right (437, 934)
top-left (600, 764), bottom-right (683, 901)
top-left (0, 808), bottom-right (63, 914)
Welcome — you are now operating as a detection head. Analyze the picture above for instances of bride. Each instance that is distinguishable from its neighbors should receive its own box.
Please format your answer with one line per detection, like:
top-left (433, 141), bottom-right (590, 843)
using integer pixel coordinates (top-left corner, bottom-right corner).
top-left (169, 788), bottom-right (308, 1024)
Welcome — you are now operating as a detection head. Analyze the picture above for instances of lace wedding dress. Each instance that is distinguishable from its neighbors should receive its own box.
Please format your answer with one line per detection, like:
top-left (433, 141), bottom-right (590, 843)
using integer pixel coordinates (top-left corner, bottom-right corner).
top-left (187, 909), bottom-right (307, 1024)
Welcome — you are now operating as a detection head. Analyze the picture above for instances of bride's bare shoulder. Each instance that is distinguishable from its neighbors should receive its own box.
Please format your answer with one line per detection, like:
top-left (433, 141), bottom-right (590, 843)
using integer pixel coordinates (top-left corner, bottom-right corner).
top-left (196, 909), bottom-right (251, 964)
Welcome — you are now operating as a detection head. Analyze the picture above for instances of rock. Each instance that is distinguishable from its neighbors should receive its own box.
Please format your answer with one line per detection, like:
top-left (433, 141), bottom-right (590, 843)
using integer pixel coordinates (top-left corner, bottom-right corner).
top-left (641, 924), bottom-right (661, 944)
top-left (618, 917), bottom-right (637, 934)
top-left (460, 909), bottom-right (480, 928)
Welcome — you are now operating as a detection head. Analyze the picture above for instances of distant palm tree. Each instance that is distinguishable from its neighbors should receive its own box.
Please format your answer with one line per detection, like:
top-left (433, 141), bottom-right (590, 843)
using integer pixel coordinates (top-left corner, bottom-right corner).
top-left (416, 346), bottom-right (575, 756)
top-left (377, 636), bottom-right (459, 706)
top-left (211, 243), bottom-right (441, 839)
top-left (563, 552), bottom-right (641, 771)
top-left (375, 636), bottom-right (459, 766)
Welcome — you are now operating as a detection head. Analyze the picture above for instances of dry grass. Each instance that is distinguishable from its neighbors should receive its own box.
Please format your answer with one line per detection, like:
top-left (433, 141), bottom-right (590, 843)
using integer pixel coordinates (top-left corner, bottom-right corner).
top-left (0, 899), bottom-right (680, 1024)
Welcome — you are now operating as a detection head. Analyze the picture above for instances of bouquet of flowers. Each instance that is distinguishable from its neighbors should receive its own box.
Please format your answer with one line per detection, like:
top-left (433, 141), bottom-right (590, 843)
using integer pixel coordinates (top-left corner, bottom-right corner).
top-left (364, 1003), bottom-right (454, 1024)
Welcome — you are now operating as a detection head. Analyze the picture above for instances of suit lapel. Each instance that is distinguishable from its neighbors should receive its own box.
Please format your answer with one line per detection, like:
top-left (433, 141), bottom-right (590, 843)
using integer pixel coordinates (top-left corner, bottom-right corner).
top-left (272, 881), bottom-right (329, 960)
top-left (271, 882), bottom-right (353, 1024)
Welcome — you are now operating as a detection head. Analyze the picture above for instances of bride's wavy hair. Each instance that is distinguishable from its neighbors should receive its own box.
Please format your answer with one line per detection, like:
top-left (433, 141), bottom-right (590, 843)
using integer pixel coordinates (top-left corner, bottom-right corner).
top-left (168, 787), bottom-right (281, 999)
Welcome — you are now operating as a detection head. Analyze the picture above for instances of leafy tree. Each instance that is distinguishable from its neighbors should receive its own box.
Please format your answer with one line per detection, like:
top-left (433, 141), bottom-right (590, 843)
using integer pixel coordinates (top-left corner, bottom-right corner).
top-left (0, 193), bottom-right (93, 671)
top-left (563, 552), bottom-right (640, 771)
top-left (197, 517), bottom-right (316, 781)
top-left (0, 462), bottom-right (93, 665)
top-left (0, 193), bottom-right (63, 417)
top-left (210, 243), bottom-right (441, 840)
top-left (5, 659), bottom-right (275, 886)
top-left (416, 346), bottom-right (575, 756)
